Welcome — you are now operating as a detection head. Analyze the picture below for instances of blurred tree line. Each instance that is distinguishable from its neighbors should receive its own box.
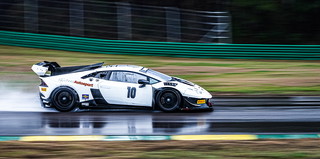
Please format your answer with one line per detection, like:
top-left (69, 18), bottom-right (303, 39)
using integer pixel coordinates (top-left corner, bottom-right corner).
top-left (231, 0), bottom-right (320, 44)
top-left (143, 0), bottom-right (320, 45)
top-left (135, 0), bottom-right (320, 44)
top-left (1, 0), bottom-right (319, 44)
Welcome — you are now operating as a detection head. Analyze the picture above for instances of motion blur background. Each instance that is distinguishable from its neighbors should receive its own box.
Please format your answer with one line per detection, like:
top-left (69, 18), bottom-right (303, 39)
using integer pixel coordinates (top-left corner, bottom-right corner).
top-left (1, 0), bottom-right (319, 44)
top-left (1, 1), bottom-right (320, 158)
top-left (0, 0), bottom-right (320, 97)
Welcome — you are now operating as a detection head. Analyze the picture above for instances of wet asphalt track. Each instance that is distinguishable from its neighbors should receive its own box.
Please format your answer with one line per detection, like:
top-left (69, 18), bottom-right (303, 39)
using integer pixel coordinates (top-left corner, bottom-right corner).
top-left (1, 106), bottom-right (320, 136)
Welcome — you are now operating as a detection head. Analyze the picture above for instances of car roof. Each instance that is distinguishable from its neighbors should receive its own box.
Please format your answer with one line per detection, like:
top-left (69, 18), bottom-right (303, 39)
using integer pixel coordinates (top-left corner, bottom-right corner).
top-left (103, 65), bottom-right (143, 71)
top-left (94, 65), bottom-right (168, 81)
top-left (94, 65), bottom-right (146, 74)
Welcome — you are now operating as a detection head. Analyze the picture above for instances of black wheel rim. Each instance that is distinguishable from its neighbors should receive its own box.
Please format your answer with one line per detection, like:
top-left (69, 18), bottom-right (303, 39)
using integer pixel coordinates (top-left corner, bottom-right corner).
top-left (56, 91), bottom-right (74, 109)
top-left (160, 92), bottom-right (178, 109)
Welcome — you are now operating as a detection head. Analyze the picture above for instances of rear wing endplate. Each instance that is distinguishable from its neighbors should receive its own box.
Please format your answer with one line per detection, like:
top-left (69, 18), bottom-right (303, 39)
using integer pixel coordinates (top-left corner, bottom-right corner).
top-left (31, 61), bottom-right (60, 76)
top-left (32, 61), bottom-right (104, 77)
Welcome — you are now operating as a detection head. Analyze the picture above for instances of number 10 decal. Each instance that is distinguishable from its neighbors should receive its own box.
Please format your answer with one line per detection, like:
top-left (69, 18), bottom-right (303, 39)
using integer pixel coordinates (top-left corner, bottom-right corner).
top-left (127, 87), bottom-right (136, 98)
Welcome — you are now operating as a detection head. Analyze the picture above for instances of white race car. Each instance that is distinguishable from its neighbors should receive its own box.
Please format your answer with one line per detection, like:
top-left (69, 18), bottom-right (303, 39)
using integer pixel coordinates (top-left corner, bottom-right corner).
top-left (32, 61), bottom-right (213, 112)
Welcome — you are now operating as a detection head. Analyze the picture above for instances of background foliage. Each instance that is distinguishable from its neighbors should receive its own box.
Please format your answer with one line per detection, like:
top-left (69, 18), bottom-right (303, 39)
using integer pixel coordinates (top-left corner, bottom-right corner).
top-left (0, 0), bottom-right (319, 44)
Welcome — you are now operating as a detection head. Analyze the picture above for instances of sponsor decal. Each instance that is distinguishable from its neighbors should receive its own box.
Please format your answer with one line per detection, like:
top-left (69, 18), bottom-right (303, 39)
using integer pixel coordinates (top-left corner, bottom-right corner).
top-left (58, 78), bottom-right (73, 83)
top-left (164, 82), bottom-right (178, 87)
top-left (41, 87), bottom-right (47, 92)
top-left (82, 94), bottom-right (89, 100)
top-left (197, 99), bottom-right (206, 104)
top-left (74, 81), bottom-right (93, 87)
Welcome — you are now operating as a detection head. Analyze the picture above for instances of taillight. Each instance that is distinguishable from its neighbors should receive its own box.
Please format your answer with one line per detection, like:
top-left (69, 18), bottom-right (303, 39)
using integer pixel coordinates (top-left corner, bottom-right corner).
top-left (40, 79), bottom-right (48, 87)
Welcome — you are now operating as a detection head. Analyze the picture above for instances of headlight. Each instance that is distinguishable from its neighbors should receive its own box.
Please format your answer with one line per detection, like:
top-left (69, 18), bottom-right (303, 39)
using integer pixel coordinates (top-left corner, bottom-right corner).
top-left (197, 89), bottom-right (203, 94)
top-left (187, 87), bottom-right (203, 94)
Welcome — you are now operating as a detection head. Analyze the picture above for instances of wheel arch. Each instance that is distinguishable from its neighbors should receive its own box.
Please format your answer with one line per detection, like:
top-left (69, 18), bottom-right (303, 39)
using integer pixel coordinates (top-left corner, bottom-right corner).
top-left (51, 84), bottom-right (81, 98)
top-left (51, 85), bottom-right (78, 97)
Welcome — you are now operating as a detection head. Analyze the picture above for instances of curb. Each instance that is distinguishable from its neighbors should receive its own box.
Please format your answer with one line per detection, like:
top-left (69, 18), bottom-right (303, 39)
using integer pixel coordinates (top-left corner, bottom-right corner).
top-left (1, 134), bottom-right (320, 141)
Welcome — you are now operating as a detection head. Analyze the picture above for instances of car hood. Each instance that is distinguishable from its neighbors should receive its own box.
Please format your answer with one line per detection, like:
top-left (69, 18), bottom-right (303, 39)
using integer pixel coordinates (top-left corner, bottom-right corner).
top-left (169, 77), bottom-right (212, 99)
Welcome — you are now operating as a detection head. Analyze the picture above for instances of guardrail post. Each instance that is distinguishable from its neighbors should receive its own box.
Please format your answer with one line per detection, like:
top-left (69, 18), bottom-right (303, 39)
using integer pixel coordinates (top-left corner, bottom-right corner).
top-left (116, 2), bottom-right (132, 40)
top-left (165, 7), bottom-right (181, 42)
top-left (24, 0), bottom-right (38, 33)
top-left (217, 13), bottom-right (232, 43)
top-left (199, 12), bottom-right (232, 43)
top-left (70, 0), bottom-right (84, 36)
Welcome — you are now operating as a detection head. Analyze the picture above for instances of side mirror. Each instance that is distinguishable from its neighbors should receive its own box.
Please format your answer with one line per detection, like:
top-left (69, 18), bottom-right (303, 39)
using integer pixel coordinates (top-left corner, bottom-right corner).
top-left (138, 79), bottom-right (150, 88)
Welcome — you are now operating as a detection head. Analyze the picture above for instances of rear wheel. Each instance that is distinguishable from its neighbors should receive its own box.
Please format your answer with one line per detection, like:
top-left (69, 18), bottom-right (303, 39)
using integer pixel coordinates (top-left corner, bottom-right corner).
top-left (156, 89), bottom-right (181, 112)
top-left (51, 87), bottom-right (79, 112)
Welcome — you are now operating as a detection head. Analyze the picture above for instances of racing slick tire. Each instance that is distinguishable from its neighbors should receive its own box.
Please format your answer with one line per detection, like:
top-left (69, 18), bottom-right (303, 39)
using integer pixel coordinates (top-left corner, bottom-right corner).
top-left (156, 89), bottom-right (181, 112)
top-left (51, 86), bottom-right (79, 112)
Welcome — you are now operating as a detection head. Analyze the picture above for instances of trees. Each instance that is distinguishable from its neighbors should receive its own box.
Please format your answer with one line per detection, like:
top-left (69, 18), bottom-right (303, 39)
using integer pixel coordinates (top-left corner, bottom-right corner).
top-left (0, 0), bottom-right (319, 44)
top-left (231, 0), bottom-right (320, 44)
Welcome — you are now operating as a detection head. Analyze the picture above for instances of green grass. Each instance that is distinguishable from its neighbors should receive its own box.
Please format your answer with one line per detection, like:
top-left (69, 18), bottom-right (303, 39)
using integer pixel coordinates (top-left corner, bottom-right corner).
top-left (141, 150), bottom-right (315, 159)
top-left (1, 45), bottom-right (320, 95)
top-left (1, 140), bottom-right (320, 158)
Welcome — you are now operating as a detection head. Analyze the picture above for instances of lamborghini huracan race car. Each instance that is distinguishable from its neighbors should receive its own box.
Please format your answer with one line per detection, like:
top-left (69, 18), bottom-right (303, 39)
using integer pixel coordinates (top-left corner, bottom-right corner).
top-left (32, 61), bottom-right (214, 112)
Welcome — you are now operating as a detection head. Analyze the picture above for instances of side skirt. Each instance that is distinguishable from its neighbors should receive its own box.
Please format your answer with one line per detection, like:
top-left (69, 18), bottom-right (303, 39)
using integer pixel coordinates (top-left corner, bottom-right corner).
top-left (79, 100), bottom-right (152, 110)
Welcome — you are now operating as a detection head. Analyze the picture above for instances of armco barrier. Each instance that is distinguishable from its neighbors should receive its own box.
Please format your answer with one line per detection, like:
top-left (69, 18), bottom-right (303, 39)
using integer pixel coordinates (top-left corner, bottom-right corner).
top-left (0, 31), bottom-right (320, 60)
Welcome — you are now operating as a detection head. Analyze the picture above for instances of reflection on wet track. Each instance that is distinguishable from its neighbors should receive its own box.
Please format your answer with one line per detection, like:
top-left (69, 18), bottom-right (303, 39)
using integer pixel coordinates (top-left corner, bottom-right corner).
top-left (1, 106), bottom-right (320, 135)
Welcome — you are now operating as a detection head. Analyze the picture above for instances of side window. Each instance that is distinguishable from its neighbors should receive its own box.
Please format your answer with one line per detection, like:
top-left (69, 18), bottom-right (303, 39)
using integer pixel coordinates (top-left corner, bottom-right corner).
top-left (109, 71), bottom-right (126, 82)
top-left (95, 71), bottom-right (110, 80)
top-left (128, 72), bottom-right (147, 84)
top-left (149, 78), bottom-right (159, 84)
top-left (109, 71), bottom-right (148, 84)
top-left (81, 72), bottom-right (98, 79)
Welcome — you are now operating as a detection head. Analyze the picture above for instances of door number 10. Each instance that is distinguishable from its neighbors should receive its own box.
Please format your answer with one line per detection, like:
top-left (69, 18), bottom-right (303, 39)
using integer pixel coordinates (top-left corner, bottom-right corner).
top-left (127, 87), bottom-right (136, 98)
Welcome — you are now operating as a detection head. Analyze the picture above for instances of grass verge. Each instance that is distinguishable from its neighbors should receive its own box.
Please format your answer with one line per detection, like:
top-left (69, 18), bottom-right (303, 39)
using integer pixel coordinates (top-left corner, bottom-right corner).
top-left (0, 139), bottom-right (320, 158)
top-left (1, 45), bottom-right (320, 95)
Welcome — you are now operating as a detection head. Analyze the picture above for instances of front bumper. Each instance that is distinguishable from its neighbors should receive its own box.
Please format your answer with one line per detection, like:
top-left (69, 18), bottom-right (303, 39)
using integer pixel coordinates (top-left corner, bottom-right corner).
top-left (181, 97), bottom-right (214, 111)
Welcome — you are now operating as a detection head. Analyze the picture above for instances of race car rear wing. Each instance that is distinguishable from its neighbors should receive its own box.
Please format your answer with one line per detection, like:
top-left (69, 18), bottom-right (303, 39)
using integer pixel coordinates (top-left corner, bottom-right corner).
top-left (31, 61), bottom-right (104, 77)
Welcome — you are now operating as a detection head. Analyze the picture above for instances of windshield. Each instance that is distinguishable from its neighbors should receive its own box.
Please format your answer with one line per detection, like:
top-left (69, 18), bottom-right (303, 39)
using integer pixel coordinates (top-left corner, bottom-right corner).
top-left (146, 69), bottom-right (172, 81)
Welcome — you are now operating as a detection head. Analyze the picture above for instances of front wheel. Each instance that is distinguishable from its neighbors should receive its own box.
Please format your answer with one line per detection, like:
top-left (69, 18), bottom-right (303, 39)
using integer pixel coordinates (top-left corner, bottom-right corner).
top-left (156, 89), bottom-right (181, 112)
top-left (51, 87), bottom-right (79, 112)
